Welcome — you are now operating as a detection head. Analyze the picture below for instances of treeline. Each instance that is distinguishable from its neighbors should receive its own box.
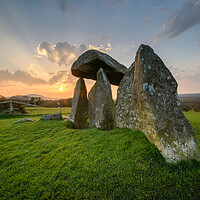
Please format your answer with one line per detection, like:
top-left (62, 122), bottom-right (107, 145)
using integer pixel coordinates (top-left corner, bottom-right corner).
top-left (0, 95), bottom-right (73, 114)
top-left (1, 94), bottom-right (200, 112)
top-left (39, 98), bottom-right (72, 107)
top-left (0, 96), bottom-right (26, 114)
top-left (181, 101), bottom-right (200, 112)
top-left (1, 95), bottom-right (73, 108)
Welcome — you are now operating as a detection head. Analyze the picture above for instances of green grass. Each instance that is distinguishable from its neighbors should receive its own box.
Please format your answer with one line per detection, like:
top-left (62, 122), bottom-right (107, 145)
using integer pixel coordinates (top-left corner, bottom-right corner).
top-left (26, 107), bottom-right (71, 116)
top-left (0, 111), bottom-right (200, 199)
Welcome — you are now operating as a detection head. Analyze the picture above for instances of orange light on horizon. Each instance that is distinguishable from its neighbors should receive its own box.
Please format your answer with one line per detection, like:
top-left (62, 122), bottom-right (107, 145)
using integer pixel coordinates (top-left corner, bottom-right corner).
top-left (59, 87), bottom-right (63, 91)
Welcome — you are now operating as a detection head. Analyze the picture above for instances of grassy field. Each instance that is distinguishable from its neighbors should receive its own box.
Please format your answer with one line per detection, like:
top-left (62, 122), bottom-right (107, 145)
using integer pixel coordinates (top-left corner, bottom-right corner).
top-left (26, 107), bottom-right (71, 116)
top-left (0, 111), bottom-right (200, 199)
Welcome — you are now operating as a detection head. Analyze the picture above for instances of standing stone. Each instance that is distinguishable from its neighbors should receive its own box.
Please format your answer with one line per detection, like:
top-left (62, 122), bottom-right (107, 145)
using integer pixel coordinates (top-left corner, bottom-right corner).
top-left (115, 62), bottom-right (136, 129)
top-left (95, 68), bottom-right (115, 130)
top-left (68, 77), bottom-right (88, 129)
top-left (132, 44), bottom-right (200, 163)
top-left (88, 82), bottom-right (97, 128)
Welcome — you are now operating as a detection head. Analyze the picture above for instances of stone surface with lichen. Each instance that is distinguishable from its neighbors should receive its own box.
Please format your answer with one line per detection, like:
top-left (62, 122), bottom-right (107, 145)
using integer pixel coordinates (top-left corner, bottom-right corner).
top-left (68, 77), bottom-right (88, 129)
top-left (132, 44), bottom-right (200, 163)
top-left (71, 50), bottom-right (128, 86)
top-left (94, 68), bottom-right (115, 130)
top-left (115, 62), bottom-right (136, 129)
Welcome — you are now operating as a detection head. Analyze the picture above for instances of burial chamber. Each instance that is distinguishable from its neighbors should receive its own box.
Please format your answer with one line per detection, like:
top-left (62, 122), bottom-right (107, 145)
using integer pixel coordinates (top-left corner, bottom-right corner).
top-left (68, 45), bottom-right (200, 163)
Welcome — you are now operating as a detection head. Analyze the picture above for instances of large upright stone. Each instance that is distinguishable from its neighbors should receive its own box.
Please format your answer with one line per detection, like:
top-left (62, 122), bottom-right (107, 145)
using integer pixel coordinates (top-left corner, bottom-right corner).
top-left (71, 50), bottom-right (128, 86)
top-left (95, 68), bottom-right (115, 130)
top-left (88, 83), bottom-right (97, 128)
top-left (115, 62), bottom-right (136, 129)
top-left (68, 77), bottom-right (88, 129)
top-left (132, 44), bottom-right (200, 163)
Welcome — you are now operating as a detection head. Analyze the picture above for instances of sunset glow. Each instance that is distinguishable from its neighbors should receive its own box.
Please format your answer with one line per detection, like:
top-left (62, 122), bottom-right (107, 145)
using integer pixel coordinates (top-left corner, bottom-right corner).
top-left (0, 0), bottom-right (199, 99)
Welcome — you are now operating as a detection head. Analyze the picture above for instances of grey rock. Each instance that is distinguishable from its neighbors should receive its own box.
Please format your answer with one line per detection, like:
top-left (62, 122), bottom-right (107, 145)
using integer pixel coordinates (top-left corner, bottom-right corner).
top-left (68, 77), bottom-right (88, 129)
top-left (41, 113), bottom-right (63, 120)
top-left (71, 50), bottom-right (128, 86)
top-left (132, 44), bottom-right (200, 163)
top-left (88, 82), bottom-right (97, 128)
top-left (115, 62), bottom-right (136, 129)
top-left (17, 118), bottom-right (34, 123)
top-left (95, 68), bottom-right (115, 130)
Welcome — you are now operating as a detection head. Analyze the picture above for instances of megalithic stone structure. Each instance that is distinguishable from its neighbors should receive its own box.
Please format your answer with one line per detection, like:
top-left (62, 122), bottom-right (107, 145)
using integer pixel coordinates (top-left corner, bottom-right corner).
top-left (94, 68), bottom-right (115, 130)
top-left (132, 44), bottom-right (200, 163)
top-left (68, 77), bottom-right (88, 129)
top-left (69, 47), bottom-right (200, 163)
top-left (115, 62), bottom-right (136, 129)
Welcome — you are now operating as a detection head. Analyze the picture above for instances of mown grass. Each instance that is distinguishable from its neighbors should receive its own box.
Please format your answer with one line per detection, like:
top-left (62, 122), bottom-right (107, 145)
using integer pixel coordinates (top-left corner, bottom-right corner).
top-left (26, 107), bottom-right (71, 116)
top-left (0, 111), bottom-right (200, 199)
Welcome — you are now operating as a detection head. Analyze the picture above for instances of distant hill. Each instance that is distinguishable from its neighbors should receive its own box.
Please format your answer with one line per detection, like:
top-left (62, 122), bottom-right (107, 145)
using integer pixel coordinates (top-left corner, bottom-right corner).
top-left (7, 94), bottom-right (59, 100)
top-left (26, 94), bottom-right (59, 100)
top-left (179, 93), bottom-right (200, 102)
top-left (179, 93), bottom-right (200, 98)
top-left (0, 95), bottom-right (6, 99)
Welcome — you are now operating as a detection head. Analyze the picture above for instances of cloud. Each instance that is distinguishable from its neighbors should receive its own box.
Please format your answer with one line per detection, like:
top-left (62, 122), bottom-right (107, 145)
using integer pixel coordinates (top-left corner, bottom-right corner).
top-left (36, 41), bottom-right (88, 66)
top-left (0, 69), bottom-right (48, 85)
top-left (141, 6), bottom-right (169, 26)
top-left (49, 70), bottom-right (77, 85)
top-left (89, 43), bottom-right (112, 53)
top-left (169, 66), bottom-right (200, 83)
top-left (36, 41), bottom-right (112, 66)
top-left (55, 0), bottom-right (76, 14)
top-left (151, 0), bottom-right (200, 45)
top-left (49, 70), bottom-right (68, 85)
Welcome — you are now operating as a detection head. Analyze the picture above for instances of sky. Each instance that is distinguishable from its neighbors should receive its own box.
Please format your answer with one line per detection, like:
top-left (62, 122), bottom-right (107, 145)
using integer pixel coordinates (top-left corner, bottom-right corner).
top-left (0, 0), bottom-right (200, 99)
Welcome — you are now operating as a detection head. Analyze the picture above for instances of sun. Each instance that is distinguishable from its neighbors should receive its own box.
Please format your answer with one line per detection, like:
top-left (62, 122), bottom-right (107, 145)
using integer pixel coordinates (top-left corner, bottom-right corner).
top-left (59, 87), bottom-right (63, 91)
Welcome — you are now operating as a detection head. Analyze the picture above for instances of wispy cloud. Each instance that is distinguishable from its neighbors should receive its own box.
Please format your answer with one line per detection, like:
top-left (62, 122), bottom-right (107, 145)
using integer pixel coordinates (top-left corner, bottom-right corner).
top-left (0, 69), bottom-right (48, 85)
top-left (36, 41), bottom-right (87, 67)
top-left (49, 70), bottom-right (74, 85)
top-left (48, 70), bottom-right (77, 90)
top-left (151, 0), bottom-right (200, 45)
top-left (55, 0), bottom-right (76, 14)
top-left (169, 66), bottom-right (200, 83)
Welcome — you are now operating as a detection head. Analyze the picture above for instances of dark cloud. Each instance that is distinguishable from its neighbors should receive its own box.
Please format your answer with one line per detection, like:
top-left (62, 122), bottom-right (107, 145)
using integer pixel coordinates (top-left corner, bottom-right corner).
top-left (151, 0), bottom-right (200, 45)
top-left (36, 41), bottom-right (88, 67)
top-left (0, 69), bottom-right (48, 85)
top-left (56, 0), bottom-right (76, 14)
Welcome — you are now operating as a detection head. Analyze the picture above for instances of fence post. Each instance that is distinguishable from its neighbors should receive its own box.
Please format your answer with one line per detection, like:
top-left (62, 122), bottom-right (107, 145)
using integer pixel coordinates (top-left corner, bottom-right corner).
top-left (10, 100), bottom-right (12, 115)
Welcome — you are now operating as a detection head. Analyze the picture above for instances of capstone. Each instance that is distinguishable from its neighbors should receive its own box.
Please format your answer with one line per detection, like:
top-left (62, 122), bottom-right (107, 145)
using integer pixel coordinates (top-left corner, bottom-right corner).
top-left (71, 50), bottom-right (128, 86)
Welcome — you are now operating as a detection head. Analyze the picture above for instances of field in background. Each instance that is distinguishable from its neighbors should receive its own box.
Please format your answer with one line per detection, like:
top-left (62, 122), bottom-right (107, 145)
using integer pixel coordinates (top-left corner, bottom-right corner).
top-left (26, 107), bottom-right (71, 116)
top-left (0, 111), bottom-right (200, 199)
